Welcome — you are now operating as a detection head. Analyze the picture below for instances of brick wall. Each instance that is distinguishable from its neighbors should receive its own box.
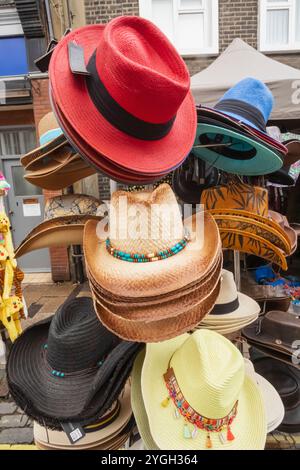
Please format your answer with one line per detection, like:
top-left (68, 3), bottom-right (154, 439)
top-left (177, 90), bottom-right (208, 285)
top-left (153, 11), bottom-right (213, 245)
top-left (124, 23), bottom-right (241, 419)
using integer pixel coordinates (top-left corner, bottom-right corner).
top-left (85, 0), bottom-right (138, 23)
top-left (31, 78), bottom-right (70, 282)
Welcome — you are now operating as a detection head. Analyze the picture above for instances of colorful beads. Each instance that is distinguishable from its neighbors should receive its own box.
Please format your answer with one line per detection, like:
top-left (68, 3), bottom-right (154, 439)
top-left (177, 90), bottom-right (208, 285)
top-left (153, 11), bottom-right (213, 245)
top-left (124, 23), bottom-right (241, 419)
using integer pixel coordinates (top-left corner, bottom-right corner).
top-left (105, 234), bottom-right (190, 263)
top-left (51, 370), bottom-right (65, 378)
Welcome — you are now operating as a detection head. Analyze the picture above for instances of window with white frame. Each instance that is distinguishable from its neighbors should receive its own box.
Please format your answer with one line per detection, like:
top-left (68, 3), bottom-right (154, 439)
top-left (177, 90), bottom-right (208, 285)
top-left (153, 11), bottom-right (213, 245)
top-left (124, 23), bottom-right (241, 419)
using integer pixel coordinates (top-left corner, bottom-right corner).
top-left (139, 0), bottom-right (219, 56)
top-left (260, 0), bottom-right (300, 51)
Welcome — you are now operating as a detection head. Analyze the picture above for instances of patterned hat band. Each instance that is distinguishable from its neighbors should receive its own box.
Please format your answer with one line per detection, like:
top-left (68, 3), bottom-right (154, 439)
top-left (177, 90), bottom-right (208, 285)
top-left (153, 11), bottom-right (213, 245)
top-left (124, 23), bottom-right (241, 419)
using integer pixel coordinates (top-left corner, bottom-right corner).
top-left (105, 230), bottom-right (191, 263)
top-left (161, 366), bottom-right (238, 449)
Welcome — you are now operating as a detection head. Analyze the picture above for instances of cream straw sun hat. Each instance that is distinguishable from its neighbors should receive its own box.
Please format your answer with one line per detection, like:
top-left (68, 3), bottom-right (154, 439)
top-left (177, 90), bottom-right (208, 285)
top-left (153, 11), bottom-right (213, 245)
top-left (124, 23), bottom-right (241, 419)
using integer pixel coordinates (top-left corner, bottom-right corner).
top-left (142, 330), bottom-right (267, 450)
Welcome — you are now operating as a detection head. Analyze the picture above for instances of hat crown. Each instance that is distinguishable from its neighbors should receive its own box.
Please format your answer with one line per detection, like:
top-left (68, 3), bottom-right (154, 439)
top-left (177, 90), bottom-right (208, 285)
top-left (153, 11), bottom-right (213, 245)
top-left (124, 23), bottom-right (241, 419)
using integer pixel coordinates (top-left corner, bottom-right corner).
top-left (47, 297), bottom-right (120, 373)
top-left (44, 194), bottom-right (100, 220)
top-left (38, 112), bottom-right (63, 146)
top-left (171, 330), bottom-right (245, 419)
top-left (96, 16), bottom-right (190, 124)
top-left (109, 184), bottom-right (184, 254)
top-left (216, 270), bottom-right (238, 305)
top-left (218, 77), bottom-right (274, 123)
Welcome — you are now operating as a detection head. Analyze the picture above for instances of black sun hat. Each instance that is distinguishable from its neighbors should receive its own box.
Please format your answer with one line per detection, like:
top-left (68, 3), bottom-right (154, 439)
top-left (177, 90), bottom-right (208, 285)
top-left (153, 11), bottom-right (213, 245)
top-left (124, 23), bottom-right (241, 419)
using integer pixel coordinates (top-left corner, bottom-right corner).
top-left (6, 297), bottom-right (142, 429)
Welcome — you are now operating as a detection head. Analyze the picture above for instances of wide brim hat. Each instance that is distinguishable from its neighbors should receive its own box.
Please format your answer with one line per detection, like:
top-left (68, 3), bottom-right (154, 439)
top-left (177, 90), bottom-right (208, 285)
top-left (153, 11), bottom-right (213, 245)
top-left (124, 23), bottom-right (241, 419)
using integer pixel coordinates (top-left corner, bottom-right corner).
top-left (84, 212), bottom-right (221, 298)
top-left (33, 384), bottom-right (132, 450)
top-left (244, 363), bottom-right (284, 433)
top-left (25, 163), bottom-right (95, 191)
top-left (202, 291), bottom-right (260, 322)
top-left (6, 315), bottom-right (141, 428)
top-left (268, 210), bottom-right (297, 255)
top-left (141, 332), bottom-right (267, 450)
top-left (87, 252), bottom-right (222, 321)
top-left (196, 314), bottom-right (259, 336)
top-left (49, 20), bottom-right (196, 177)
top-left (268, 167), bottom-right (295, 187)
top-left (249, 351), bottom-right (300, 433)
top-left (197, 106), bottom-right (288, 155)
top-left (194, 123), bottom-right (283, 176)
top-left (21, 134), bottom-right (68, 169)
top-left (91, 278), bottom-right (221, 343)
top-left (15, 215), bottom-right (101, 258)
top-left (50, 93), bottom-right (172, 185)
top-left (131, 349), bottom-right (159, 450)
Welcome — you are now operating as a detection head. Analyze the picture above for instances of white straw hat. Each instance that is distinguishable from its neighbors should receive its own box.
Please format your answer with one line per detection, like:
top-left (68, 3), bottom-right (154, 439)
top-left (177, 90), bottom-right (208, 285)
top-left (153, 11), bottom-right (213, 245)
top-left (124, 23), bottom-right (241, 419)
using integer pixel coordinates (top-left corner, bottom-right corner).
top-left (142, 330), bottom-right (267, 450)
top-left (200, 270), bottom-right (260, 323)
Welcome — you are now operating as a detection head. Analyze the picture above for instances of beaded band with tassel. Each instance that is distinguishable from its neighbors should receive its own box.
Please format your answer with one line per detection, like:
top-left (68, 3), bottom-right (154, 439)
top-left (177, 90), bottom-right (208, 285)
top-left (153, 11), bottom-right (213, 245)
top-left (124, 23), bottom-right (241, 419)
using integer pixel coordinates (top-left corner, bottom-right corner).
top-left (162, 367), bottom-right (238, 449)
top-left (106, 230), bottom-right (191, 263)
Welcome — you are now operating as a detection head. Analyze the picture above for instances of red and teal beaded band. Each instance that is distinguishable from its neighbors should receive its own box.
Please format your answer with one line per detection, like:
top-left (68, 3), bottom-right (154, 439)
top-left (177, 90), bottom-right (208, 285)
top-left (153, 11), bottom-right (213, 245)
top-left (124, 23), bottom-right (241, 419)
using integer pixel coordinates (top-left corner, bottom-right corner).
top-left (105, 231), bottom-right (190, 263)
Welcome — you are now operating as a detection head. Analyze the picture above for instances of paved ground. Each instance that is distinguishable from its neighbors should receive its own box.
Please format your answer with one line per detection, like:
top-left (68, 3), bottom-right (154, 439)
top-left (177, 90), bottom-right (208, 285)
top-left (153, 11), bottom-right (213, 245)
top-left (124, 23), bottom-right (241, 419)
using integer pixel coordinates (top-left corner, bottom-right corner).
top-left (0, 280), bottom-right (90, 445)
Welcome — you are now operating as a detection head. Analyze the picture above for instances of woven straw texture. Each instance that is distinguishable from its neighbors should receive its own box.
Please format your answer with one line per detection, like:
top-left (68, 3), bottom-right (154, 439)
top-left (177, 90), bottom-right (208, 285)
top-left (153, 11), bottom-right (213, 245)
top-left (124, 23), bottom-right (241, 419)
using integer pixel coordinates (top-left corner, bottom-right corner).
top-left (92, 278), bottom-right (221, 343)
top-left (89, 254), bottom-right (222, 321)
top-left (142, 330), bottom-right (267, 450)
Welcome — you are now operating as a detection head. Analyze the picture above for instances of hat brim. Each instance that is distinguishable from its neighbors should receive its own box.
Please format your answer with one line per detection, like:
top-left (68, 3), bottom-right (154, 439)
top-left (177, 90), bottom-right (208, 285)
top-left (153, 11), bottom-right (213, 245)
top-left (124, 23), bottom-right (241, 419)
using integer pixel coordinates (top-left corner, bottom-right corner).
top-left (25, 164), bottom-right (95, 191)
top-left (219, 229), bottom-right (288, 270)
top-left (194, 124), bottom-right (283, 176)
top-left (92, 277), bottom-right (221, 342)
top-left (268, 168), bottom-right (295, 187)
top-left (284, 140), bottom-right (300, 166)
top-left (198, 313), bottom-right (259, 335)
top-left (84, 212), bottom-right (221, 298)
top-left (204, 292), bottom-right (260, 321)
top-left (33, 384), bottom-right (132, 449)
top-left (7, 318), bottom-right (140, 428)
top-left (51, 92), bottom-right (175, 185)
top-left (141, 334), bottom-right (267, 450)
top-left (49, 25), bottom-right (196, 176)
top-left (21, 135), bottom-right (67, 168)
top-left (15, 216), bottom-right (101, 258)
top-left (197, 106), bottom-right (287, 155)
top-left (131, 349), bottom-right (159, 451)
top-left (87, 253), bottom-right (222, 321)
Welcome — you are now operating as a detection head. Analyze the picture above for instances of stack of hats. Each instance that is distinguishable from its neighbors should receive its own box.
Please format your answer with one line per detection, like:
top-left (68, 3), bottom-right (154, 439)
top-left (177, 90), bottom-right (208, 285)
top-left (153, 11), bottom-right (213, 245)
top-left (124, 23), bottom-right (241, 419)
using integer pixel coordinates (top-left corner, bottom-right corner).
top-left (21, 112), bottom-right (95, 190)
top-left (6, 297), bottom-right (142, 449)
top-left (243, 311), bottom-right (300, 433)
top-left (33, 386), bottom-right (134, 450)
top-left (130, 329), bottom-right (280, 450)
top-left (194, 78), bottom-right (287, 176)
top-left (15, 194), bottom-right (102, 259)
top-left (201, 180), bottom-right (293, 270)
top-left (196, 270), bottom-right (260, 335)
top-left (84, 184), bottom-right (223, 342)
top-left (48, 16), bottom-right (197, 185)
top-left (249, 348), bottom-right (300, 434)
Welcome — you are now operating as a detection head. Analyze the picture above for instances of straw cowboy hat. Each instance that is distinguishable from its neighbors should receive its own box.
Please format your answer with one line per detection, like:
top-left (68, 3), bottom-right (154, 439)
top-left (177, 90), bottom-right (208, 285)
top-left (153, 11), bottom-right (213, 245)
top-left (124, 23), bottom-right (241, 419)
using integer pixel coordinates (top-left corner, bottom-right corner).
top-left (201, 180), bottom-right (292, 270)
top-left (6, 297), bottom-right (141, 428)
top-left (196, 270), bottom-right (260, 334)
top-left (33, 384), bottom-right (133, 450)
top-left (21, 112), bottom-right (95, 190)
top-left (15, 194), bottom-right (102, 258)
top-left (84, 184), bottom-right (222, 342)
top-left (49, 16), bottom-right (196, 183)
top-left (141, 329), bottom-right (267, 450)
top-left (243, 311), bottom-right (300, 369)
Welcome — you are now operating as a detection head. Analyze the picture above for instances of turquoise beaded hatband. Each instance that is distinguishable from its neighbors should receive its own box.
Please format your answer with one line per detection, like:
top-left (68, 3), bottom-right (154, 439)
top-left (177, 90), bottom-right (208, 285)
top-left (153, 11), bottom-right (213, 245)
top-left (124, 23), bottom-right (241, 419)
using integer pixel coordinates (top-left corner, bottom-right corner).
top-left (105, 230), bottom-right (191, 263)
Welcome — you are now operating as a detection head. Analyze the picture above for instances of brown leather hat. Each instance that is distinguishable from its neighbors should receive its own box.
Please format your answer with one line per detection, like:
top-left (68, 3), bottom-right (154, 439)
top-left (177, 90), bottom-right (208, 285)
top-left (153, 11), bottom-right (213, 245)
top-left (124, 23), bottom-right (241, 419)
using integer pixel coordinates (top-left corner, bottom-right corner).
top-left (242, 311), bottom-right (300, 369)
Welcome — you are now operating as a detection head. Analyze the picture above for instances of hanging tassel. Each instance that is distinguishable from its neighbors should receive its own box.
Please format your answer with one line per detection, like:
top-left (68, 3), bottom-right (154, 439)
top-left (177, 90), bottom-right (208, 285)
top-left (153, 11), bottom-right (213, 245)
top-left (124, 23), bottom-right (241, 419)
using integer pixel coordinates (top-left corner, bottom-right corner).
top-left (192, 426), bottom-right (198, 440)
top-left (206, 433), bottom-right (212, 449)
top-left (174, 408), bottom-right (180, 419)
top-left (227, 425), bottom-right (235, 441)
top-left (218, 430), bottom-right (226, 445)
top-left (161, 397), bottom-right (170, 408)
top-left (183, 423), bottom-right (191, 439)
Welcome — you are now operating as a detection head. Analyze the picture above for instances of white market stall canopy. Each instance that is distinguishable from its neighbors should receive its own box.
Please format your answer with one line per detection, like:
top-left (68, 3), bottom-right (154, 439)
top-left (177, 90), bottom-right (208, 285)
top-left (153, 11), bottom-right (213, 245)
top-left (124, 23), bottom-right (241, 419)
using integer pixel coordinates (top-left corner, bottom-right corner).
top-left (191, 38), bottom-right (300, 121)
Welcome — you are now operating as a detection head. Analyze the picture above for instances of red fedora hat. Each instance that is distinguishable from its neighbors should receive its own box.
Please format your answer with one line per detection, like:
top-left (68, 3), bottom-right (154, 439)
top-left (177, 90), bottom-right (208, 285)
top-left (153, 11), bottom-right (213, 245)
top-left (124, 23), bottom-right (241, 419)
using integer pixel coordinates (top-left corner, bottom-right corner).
top-left (49, 16), bottom-right (196, 176)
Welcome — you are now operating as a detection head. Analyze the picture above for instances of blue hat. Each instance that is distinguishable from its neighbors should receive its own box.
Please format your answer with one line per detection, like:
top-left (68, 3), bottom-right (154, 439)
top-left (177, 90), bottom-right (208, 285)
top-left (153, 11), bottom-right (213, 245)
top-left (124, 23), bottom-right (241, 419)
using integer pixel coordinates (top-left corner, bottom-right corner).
top-left (214, 78), bottom-right (274, 132)
top-left (193, 78), bottom-right (283, 176)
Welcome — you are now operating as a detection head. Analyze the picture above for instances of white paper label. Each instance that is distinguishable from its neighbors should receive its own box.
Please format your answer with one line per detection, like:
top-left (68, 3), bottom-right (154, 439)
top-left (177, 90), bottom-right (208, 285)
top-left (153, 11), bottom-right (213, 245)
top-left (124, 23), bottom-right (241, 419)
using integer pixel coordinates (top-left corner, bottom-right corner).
top-left (23, 203), bottom-right (41, 217)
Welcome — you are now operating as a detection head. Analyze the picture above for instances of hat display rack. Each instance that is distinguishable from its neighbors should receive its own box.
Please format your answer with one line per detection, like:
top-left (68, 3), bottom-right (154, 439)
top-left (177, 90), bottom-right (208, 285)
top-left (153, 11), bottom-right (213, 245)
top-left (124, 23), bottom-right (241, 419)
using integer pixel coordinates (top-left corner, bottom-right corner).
top-left (4, 15), bottom-right (300, 451)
